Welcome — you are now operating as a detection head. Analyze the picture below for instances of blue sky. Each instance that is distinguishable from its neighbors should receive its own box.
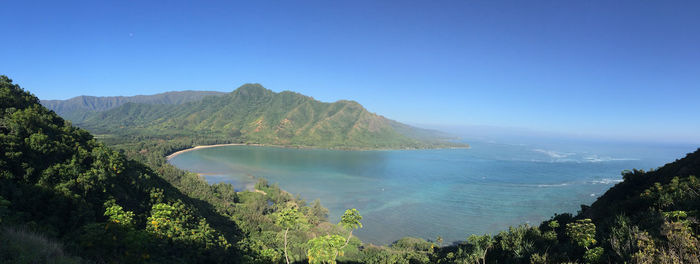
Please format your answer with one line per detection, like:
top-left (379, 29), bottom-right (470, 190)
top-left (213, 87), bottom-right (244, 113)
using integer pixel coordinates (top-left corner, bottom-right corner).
top-left (2, 1), bottom-right (699, 144)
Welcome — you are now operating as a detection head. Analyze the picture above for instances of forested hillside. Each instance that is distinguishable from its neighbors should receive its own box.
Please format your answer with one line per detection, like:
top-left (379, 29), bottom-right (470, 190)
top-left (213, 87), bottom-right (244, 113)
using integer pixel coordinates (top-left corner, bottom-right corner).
top-left (75, 84), bottom-right (460, 149)
top-left (41, 90), bottom-right (226, 122)
top-left (429, 149), bottom-right (700, 263)
top-left (0, 76), bottom-right (245, 262)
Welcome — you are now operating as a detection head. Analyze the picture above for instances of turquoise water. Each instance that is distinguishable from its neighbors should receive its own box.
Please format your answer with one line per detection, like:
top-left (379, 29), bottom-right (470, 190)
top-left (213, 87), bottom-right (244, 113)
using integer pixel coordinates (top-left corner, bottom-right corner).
top-left (169, 140), bottom-right (696, 245)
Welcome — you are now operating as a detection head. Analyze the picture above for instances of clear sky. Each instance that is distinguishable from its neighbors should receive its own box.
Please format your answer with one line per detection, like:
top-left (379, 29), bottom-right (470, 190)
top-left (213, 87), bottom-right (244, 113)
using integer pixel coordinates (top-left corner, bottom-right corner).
top-left (2, 0), bottom-right (699, 144)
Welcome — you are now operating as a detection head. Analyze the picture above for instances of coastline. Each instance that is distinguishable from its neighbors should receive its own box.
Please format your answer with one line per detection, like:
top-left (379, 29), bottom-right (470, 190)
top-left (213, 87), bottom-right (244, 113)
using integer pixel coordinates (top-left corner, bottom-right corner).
top-left (166, 143), bottom-right (248, 160)
top-left (166, 142), bottom-right (470, 160)
top-left (166, 143), bottom-right (326, 160)
top-left (167, 142), bottom-right (470, 160)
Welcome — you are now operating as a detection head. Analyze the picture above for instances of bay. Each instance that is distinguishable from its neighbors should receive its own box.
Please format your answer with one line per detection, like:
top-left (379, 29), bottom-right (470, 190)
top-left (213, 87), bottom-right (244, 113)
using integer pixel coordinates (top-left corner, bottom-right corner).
top-left (169, 140), bottom-right (696, 245)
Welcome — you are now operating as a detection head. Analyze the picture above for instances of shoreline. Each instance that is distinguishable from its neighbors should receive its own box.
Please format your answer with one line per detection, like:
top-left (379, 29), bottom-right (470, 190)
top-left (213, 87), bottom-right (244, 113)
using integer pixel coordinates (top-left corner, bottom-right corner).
top-left (166, 142), bottom-right (319, 160)
top-left (166, 143), bottom-right (248, 160)
top-left (166, 142), bottom-right (470, 160)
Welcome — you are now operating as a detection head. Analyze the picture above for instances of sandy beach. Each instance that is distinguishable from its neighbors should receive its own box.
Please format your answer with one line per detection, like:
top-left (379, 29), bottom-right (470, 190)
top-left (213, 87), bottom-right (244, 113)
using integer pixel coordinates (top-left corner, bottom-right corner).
top-left (166, 143), bottom-right (249, 160)
top-left (167, 142), bottom-right (470, 161)
top-left (166, 143), bottom-right (307, 160)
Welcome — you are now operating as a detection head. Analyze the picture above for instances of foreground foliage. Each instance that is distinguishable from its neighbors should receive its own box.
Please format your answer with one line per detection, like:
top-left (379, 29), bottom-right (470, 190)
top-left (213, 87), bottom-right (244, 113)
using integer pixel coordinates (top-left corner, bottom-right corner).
top-left (1, 75), bottom-right (243, 262)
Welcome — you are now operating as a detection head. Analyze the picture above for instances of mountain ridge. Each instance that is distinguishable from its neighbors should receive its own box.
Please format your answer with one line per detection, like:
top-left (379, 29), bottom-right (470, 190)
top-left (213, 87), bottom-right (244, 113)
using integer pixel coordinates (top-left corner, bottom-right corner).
top-left (74, 84), bottom-right (463, 149)
top-left (41, 90), bottom-right (227, 121)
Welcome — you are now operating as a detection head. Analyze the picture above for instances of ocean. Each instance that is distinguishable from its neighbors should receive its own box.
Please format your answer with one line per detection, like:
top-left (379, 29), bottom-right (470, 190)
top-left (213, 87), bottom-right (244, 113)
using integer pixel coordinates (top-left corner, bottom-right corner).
top-left (169, 139), bottom-right (696, 245)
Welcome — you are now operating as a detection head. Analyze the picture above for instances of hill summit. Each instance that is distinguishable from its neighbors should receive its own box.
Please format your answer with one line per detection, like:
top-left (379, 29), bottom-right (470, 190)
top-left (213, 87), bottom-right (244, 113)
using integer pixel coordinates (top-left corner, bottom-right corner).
top-left (76, 84), bottom-right (462, 149)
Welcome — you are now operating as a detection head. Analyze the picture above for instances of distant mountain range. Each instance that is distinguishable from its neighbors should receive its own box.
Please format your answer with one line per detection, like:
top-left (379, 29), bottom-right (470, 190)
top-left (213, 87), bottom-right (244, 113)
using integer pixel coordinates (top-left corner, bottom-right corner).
top-left (43, 84), bottom-right (463, 149)
top-left (41, 90), bottom-right (227, 121)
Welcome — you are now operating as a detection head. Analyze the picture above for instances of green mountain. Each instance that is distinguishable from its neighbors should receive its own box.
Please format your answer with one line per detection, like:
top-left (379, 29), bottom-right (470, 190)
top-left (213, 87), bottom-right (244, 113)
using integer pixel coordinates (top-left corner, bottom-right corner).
top-left (78, 84), bottom-right (462, 149)
top-left (41, 90), bottom-right (226, 122)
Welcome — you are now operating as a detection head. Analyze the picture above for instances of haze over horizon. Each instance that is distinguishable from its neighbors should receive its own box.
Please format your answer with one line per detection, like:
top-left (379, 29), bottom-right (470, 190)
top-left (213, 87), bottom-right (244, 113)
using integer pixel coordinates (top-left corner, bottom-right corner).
top-left (2, 0), bottom-right (699, 144)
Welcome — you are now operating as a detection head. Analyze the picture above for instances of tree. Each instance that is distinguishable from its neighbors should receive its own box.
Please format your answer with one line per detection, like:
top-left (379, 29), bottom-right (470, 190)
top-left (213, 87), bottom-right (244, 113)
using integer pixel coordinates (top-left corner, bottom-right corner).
top-left (566, 219), bottom-right (596, 250)
top-left (277, 207), bottom-right (306, 264)
top-left (584, 247), bottom-right (604, 263)
top-left (308, 199), bottom-right (329, 225)
top-left (307, 234), bottom-right (346, 264)
top-left (496, 225), bottom-right (536, 261)
top-left (659, 213), bottom-right (700, 264)
top-left (566, 219), bottom-right (602, 263)
top-left (609, 215), bottom-right (635, 262)
top-left (543, 220), bottom-right (559, 241)
top-left (631, 230), bottom-right (656, 264)
top-left (0, 196), bottom-right (10, 223)
top-left (104, 201), bottom-right (135, 227)
top-left (467, 234), bottom-right (494, 264)
top-left (337, 208), bottom-right (362, 258)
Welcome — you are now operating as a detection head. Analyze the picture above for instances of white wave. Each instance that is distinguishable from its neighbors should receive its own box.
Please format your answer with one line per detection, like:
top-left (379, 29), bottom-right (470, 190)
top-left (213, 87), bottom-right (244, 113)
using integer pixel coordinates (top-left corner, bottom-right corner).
top-left (590, 178), bottom-right (624, 184)
top-left (583, 155), bottom-right (638, 163)
top-left (536, 183), bottom-right (570, 187)
top-left (533, 149), bottom-right (575, 159)
top-left (531, 149), bottom-right (639, 163)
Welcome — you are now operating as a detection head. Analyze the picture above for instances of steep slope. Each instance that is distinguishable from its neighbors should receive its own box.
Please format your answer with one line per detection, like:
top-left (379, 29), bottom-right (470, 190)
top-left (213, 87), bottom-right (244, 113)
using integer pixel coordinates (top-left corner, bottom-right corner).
top-left (577, 149), bottom-right (700, 263)
top-left (79, 84), bottom-right (463, 149)
top-left (431, 148), bottom-right (700, 263)
top-left (585, 149), bottom-right (700, 221)
top-left (41, 90), bottom-right (226, 122)
top-left (0, 76), bottom-right (245, 262)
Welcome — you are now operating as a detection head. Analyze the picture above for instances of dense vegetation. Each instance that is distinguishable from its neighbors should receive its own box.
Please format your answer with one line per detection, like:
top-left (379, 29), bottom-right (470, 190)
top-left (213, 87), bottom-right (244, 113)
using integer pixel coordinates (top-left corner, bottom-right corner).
top-left (41, 90), bottom-right (226, 122)
top-left (1, 76), bottom-right (244, 263)
top-left (66, 84), bottom-right (461, 149)
top-left (2, 75), bottom-right (699, 263)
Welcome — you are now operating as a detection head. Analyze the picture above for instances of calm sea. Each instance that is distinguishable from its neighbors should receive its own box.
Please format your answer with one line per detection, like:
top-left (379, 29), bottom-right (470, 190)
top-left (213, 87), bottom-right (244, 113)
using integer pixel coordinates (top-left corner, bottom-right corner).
top-left (169, 140), bottom-right (696, 245)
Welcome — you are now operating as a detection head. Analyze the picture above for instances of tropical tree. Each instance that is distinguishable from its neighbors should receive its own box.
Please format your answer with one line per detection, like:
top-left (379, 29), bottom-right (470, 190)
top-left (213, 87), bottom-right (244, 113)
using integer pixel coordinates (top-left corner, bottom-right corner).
top-left (566, 219), bottom-right (602, 263)
top-left (543, 220), bottom-right (559, 241)
top-left (337, 208), bottom-right (363, 257)
top-left (277, 207), bottom-right (306, 264)
top-left (104, 201), bottom-right (135, 227)
top-left (307, 234), bottom-right (346, 264)
top-left (467, 234), bottom-right (494, 264)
